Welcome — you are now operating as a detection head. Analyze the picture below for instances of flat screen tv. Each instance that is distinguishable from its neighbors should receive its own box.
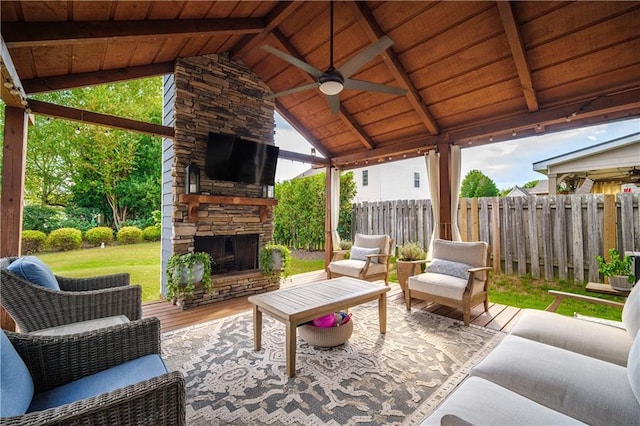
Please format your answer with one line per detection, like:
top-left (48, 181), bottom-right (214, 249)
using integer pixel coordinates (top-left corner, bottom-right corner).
top-left (205, 132), bottom-right (279, 186)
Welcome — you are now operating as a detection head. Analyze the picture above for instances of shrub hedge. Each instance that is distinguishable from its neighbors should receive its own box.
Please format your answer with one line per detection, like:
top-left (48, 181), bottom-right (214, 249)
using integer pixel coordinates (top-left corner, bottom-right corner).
top-left (46, 228), bottom-right (82, 251)
top-left (21, 230), bottom-right (47, 254)
top-left (85, 227), bottom-right (115, 246)
top-left (142, 226), bottom-right (161, 241)
top-left (117, 226), bottom-right (143, 244)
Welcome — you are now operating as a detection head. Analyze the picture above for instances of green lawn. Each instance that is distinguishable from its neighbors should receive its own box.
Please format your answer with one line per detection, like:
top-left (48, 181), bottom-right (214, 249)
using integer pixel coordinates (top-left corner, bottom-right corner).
top-left (38, 243), bottom-right (326, 303)
top-left (38, 242), bottom-right (162, 302)
top-left (38, 244), bottom-right (627, 320)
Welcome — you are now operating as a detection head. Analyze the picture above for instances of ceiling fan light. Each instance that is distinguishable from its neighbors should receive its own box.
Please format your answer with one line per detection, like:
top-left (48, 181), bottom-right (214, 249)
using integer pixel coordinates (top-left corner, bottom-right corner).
top-left (319, 80), bottom-right (343, 95)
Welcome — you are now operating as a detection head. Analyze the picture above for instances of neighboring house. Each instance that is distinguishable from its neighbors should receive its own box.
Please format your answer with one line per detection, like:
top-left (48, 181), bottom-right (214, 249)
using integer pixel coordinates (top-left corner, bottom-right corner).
top-left (294, 157), bottom-right (428, 202)
top-left (352, 157), bottom-right (428, 202)
top-left (505, 186), bottom-right (531, 197)
top-left (506, 180), bottom-right (550, 197)
top-left (533, 132), bottom-right (640, 195)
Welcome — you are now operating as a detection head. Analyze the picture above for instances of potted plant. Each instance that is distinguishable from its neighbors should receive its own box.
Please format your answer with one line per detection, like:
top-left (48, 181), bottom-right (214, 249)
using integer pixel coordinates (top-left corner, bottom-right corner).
top-left (259, 243), bottom-right (292, 284)
top-left (166, 251), bottom-right (213, 301)
top-left (396, 242), bottom-right (427, 294)
top-left (596, 248), bottom-right (636, 291)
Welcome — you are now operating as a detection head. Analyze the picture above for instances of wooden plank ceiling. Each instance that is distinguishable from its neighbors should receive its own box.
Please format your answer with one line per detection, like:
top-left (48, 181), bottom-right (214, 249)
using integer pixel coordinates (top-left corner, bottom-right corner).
top-left (1, 1), bottom-right (639, 170)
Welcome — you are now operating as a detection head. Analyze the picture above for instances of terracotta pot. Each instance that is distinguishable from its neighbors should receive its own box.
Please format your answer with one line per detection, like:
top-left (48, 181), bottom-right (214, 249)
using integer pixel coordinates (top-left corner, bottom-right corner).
top-left (396, 260), bottom-right (421, 293)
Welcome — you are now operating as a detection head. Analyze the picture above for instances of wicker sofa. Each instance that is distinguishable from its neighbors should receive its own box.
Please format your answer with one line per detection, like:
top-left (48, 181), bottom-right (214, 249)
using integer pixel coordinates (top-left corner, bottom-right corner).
top-left (1, 256), bottom-right (141, 333)
top-left (421, 283), bottom-right (640, 425)
top-left (0, 317), bottom-right (185, 425)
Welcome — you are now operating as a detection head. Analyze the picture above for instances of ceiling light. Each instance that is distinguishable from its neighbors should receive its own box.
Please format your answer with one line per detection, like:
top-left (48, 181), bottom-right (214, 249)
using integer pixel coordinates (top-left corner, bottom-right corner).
top-left (489, 136), bottom-right (494, 142)
top-left (511, 130), bottom-right (517, 137)
top-left (319, 80), bottom-right (343, 96)
top-left (319, 69), bottom-right (344, 96)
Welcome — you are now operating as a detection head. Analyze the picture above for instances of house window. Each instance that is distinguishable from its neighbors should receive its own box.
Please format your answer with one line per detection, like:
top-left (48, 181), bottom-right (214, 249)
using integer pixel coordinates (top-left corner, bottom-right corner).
top-left (362, 170), bottom-right (369, 186)
top-left (414, 172), bottom-right (420, 188)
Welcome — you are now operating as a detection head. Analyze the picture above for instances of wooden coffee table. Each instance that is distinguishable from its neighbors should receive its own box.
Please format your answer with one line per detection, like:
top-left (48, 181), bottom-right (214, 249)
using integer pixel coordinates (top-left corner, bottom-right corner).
top-left (248, 277), bottom-right (390, 377)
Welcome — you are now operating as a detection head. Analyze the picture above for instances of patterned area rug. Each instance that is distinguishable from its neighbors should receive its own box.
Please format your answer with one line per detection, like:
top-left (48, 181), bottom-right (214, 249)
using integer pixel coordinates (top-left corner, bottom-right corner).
top-left (162, 300), bottom-right (504, 425)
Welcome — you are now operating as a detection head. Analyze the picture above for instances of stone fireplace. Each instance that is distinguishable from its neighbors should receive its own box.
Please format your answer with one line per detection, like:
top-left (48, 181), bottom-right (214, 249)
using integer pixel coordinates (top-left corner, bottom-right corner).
top-left (161, 53), bottom-right (278, 309)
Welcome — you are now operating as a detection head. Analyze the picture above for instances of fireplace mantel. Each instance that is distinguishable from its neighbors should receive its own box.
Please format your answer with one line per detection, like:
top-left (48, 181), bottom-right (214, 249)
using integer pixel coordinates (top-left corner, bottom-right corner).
top-left (179, 194), bottom-right (278, 222)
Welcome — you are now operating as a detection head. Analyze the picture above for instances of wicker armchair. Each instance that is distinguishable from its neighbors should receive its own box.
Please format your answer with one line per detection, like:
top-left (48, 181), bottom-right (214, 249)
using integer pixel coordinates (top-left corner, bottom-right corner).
top-left (0, 257), bottom-right (142, 333)
top-left (1, 318), bottom-right (185, 426)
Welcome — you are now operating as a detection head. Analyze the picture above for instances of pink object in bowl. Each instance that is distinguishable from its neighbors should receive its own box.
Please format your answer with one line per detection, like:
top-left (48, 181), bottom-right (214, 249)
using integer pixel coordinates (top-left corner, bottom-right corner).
top-left (312, 314), bottom-right (335, 328)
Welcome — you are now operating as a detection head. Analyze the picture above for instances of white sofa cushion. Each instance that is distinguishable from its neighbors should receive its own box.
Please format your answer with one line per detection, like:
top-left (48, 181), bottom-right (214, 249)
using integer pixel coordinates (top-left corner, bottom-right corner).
top-left (629, 332), bottom-right (640, 405)
top-left (431, 239), bottom-right (487, 268)
top-left (509, 309), bottom-right (632, 366)
top-left (408, 273), bottom-right (484, 300)
top-left (328, 259), bottom-right (387, 278)
top-left (622, 280), bottom-right (640, 339)
top-left (470, 335), bottom-right (640, 425)
top-left (420, 376), bottom-right (585, 426)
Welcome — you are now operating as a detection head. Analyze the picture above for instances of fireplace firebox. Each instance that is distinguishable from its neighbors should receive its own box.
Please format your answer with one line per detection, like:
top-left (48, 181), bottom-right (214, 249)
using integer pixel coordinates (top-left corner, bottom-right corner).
top-left (194, 234), bottom-right (259, 275)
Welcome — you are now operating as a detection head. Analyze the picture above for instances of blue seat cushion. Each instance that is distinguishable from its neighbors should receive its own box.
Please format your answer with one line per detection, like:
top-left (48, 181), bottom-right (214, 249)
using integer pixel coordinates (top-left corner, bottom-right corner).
top-left (7, 256), bottom-right (60, 291)
top-left (0, 330), bottom-right (34, 417)
top-left (28, 354), bottom-right (168, 413)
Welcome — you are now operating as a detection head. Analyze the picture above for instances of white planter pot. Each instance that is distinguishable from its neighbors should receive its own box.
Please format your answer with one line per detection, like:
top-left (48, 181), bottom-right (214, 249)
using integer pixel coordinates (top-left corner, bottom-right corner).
top-left (178, 262), bottom-right (204, 284)
top-left (609, 275), bottom-right (633, 291)
top-left (271, 252), bottom-right (283, 270)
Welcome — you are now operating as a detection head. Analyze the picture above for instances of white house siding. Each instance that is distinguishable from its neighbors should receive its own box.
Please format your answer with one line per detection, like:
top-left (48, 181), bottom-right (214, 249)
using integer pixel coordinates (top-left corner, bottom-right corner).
top-left (354, 157), bottom-right (430, 202)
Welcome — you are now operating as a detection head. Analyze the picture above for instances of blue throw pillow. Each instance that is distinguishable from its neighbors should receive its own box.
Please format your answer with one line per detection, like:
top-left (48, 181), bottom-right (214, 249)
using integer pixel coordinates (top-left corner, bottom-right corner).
top-left (426, 258), bottom-right (471, 280)
top-left (7, 256), bottom-right (60, 291)
top-left (0, 330), bottom-right (34, 417)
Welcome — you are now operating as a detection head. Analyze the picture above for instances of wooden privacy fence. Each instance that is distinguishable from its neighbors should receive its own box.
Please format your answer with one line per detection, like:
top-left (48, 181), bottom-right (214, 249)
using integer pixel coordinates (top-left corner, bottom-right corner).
top-left (352, 193), bottom-right (640, 282)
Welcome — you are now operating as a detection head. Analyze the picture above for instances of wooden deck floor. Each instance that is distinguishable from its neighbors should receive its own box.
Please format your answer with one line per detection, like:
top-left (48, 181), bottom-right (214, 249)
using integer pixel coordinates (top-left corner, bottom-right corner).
top-left (143, 270), bottom-right (523, 333)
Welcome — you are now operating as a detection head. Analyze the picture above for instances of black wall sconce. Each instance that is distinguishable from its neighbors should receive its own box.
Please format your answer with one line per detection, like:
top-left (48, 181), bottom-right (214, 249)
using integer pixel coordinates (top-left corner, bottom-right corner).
top-left (185, 162), bottom-right (200, 194)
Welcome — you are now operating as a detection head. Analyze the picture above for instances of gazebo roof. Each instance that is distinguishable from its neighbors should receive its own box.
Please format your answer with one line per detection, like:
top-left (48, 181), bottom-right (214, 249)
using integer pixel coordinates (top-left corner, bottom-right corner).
top-left (1, 1), bottom-right (639, 169)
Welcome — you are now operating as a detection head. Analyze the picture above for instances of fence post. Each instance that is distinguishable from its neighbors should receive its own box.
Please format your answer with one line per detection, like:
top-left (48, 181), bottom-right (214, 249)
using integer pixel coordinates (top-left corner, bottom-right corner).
top-left (603, 194), bottom-right (617, 260)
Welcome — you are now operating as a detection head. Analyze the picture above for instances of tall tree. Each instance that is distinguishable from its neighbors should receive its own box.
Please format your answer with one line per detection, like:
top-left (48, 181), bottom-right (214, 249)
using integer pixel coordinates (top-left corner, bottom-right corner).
top-left (29, 78), bottom-right (163, 227)
top-left (460, 169), bottom-right (499, 198)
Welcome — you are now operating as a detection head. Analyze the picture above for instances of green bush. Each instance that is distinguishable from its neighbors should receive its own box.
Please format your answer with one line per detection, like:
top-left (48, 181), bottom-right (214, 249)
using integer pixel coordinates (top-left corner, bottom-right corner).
top-left (85, 227), bottom-right (115, 246)
top-left (46, 228), bottom-right (82, 251)
top-left (117, 226), bottom-right (143, 244)
top-left (22, 204), bottom-right (62, 233)
top-left (21, 230), bottom-right (47, 254)
top-left (142, 226), bottom-right (161, 241)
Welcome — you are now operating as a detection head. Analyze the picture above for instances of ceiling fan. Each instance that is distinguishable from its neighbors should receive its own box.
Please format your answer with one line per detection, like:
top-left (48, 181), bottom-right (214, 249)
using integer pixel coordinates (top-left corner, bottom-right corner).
top-left (262, 0), bottom-right (406, 114)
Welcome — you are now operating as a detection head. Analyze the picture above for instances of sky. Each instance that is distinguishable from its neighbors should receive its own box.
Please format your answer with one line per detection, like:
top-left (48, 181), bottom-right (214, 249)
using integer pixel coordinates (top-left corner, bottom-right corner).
top-left (274, 115), bottom-right (640, 191)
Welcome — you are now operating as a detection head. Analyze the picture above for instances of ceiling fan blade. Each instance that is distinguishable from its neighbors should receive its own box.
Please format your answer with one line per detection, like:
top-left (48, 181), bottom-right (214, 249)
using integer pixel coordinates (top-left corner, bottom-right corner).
top-left (344, 78), bottom-right (407, 96)
top-left (269, 82), bottom-right (318, 99)
top-left (338, 35), bottom-right (395, 78)
top-left (327, 94), bottom-right (340, 115)
top-left (262, 45), bottom-right (324, 78)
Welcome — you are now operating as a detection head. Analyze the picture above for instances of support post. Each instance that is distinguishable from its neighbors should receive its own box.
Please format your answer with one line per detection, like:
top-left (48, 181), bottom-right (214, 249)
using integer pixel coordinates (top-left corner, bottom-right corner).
top-left (1, 106), bottom-right (28, 331)
top-left (437, 142), bottom-right (452, 240)
top-left (324, 165), bottom-right (333, 270)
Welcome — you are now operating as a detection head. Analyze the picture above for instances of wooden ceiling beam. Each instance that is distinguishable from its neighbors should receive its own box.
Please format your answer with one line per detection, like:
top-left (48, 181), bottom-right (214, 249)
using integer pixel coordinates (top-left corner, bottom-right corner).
top-left (28, 99), bottom-right (174, 139)
top-left (0, 35), bottom-right (28, 107)
top-left (278, 148), bottom-right (329, 166)
top-left (270, 28), bottom-right (375, 152)
top-left (497, 1), bottom-right (539, 112)
top-left (275, 101), bottom-right (331, 159)
top-left (2, 18), bottom-right (265, 48)
top-left (230, 1), bottom-right (304, 61)
top-left (347, 1), bottom-right (439, 135)
top-left (331, 87), bottom-right (640, 167)
top-left (22, 62), bottom-right (175, 94)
